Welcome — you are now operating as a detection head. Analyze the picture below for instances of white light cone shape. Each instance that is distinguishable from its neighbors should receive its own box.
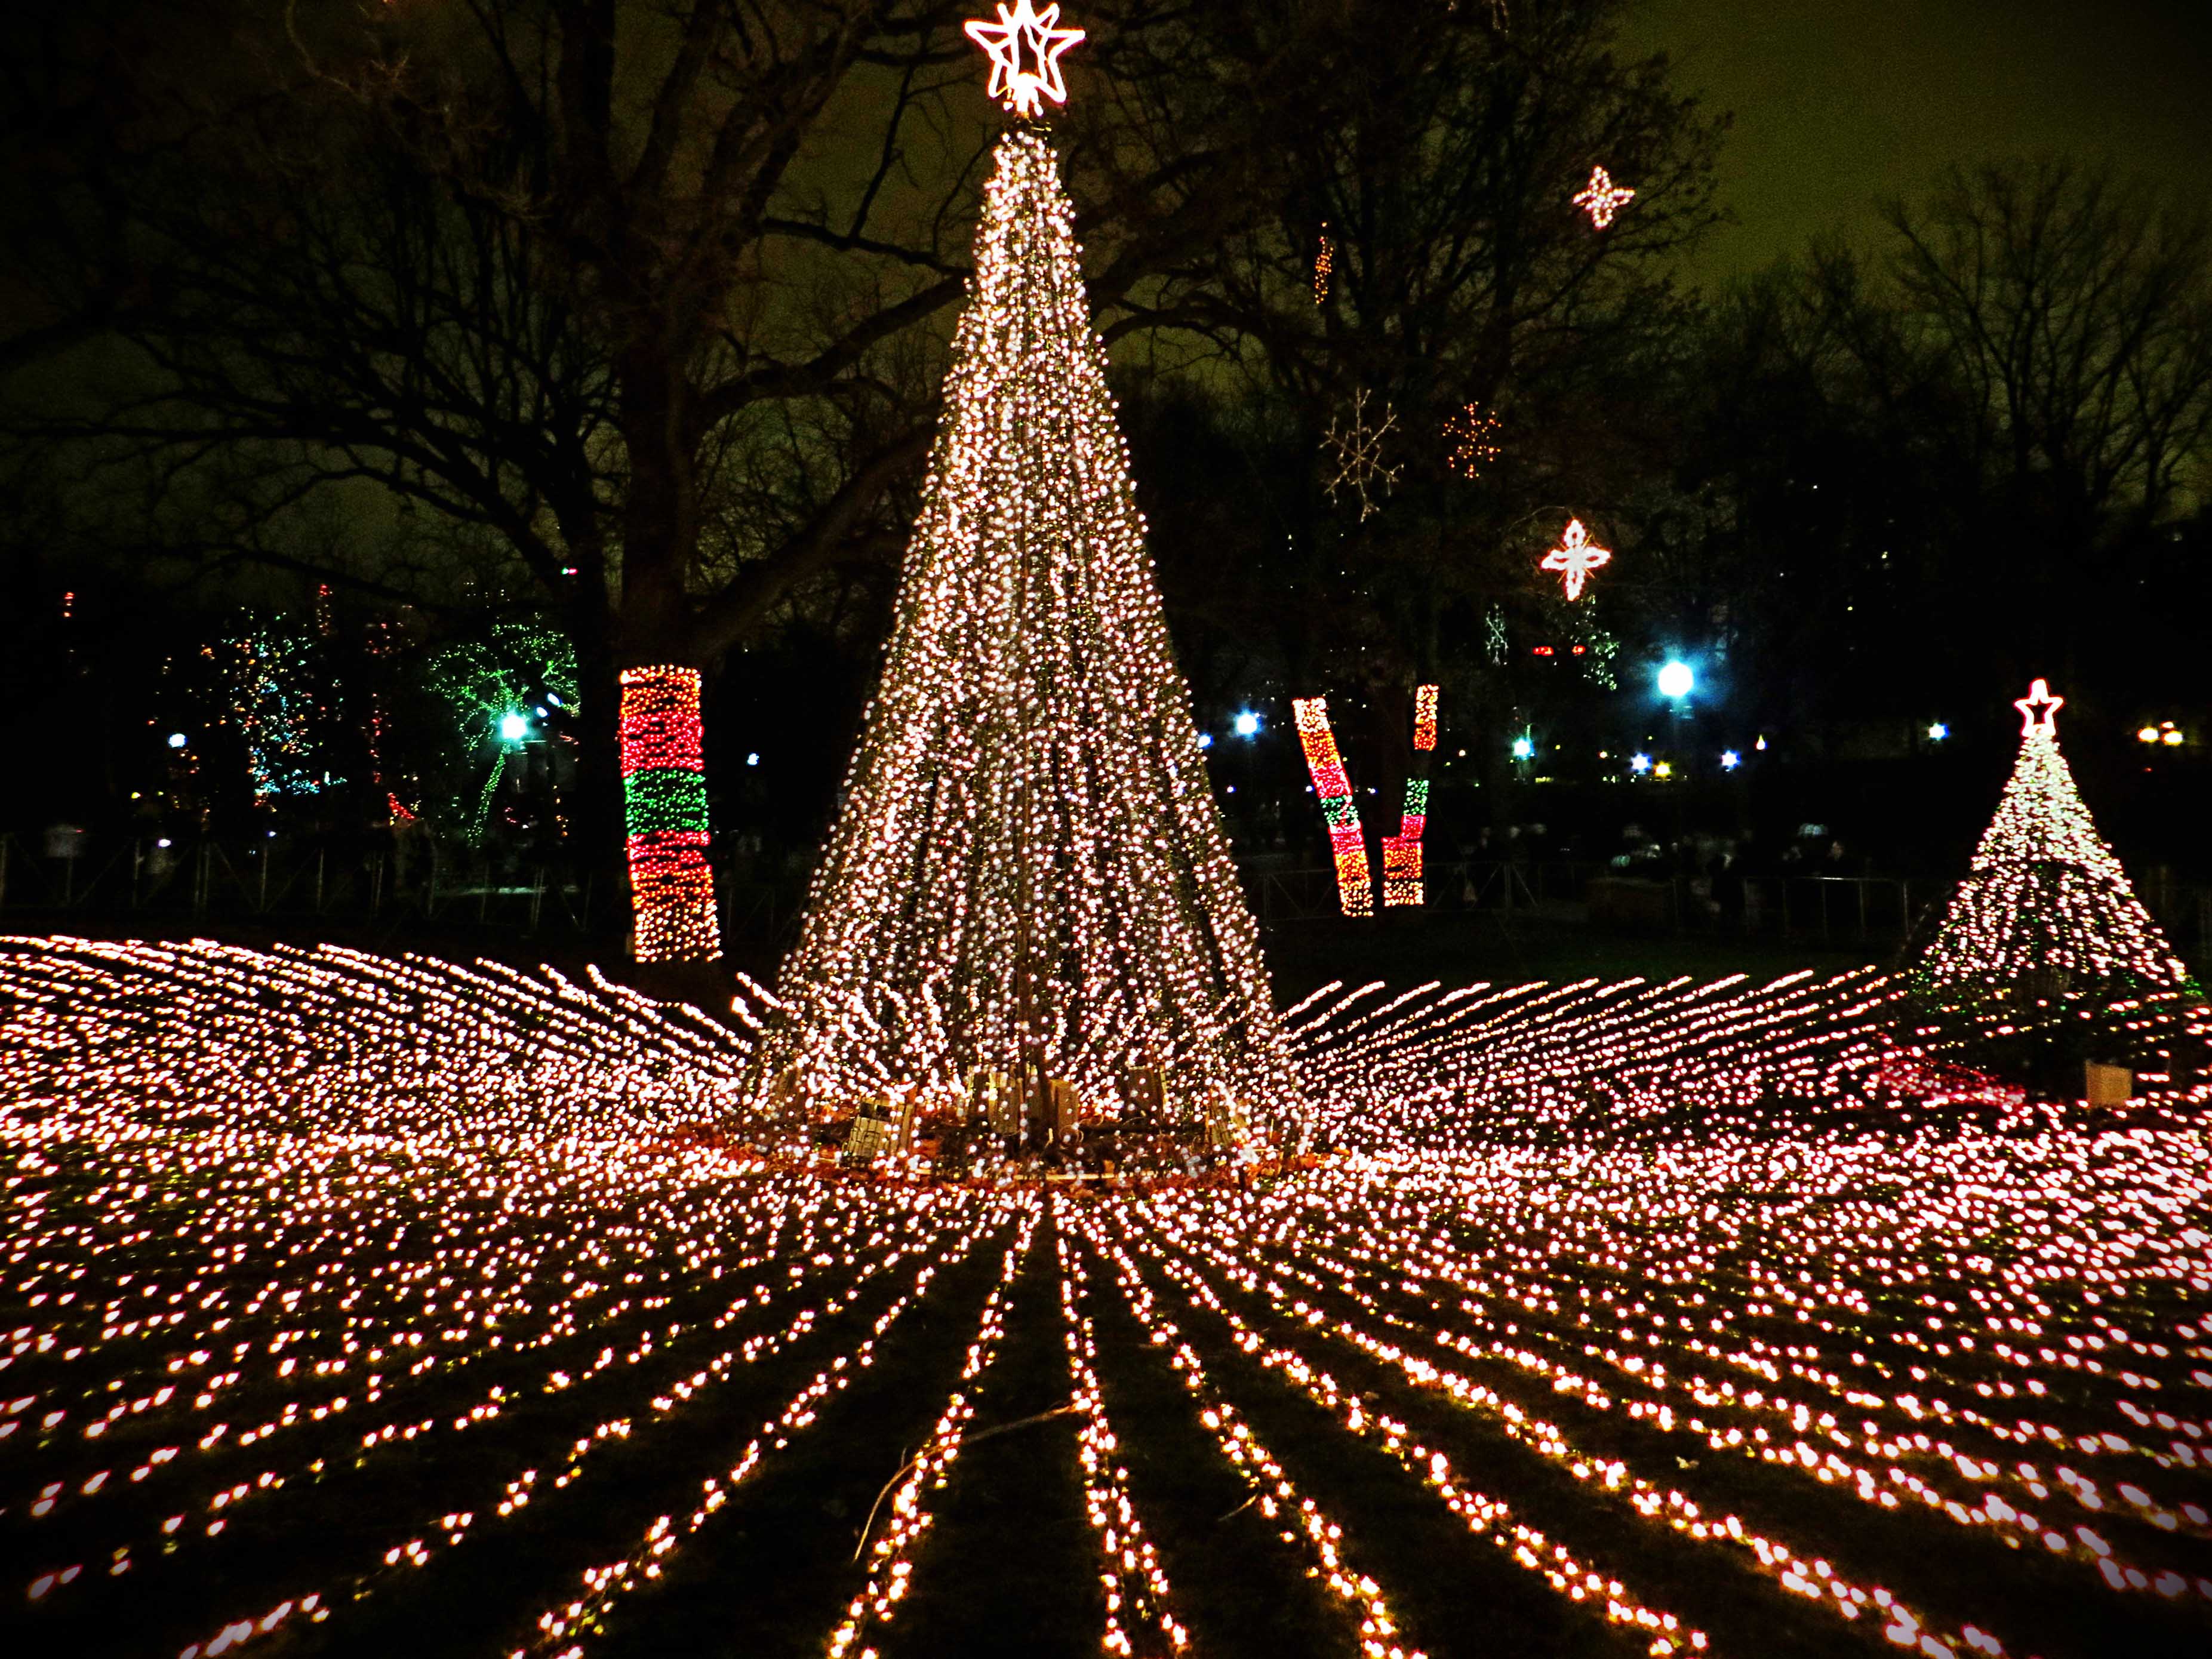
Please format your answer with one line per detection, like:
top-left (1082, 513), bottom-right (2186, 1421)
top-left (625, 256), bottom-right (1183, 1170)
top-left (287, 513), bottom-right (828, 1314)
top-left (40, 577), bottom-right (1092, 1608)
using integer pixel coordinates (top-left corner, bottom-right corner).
top-left (755, 131), bottom-right (1302, 1135)
top-left (1921, 721), bottom-right (2190, 993)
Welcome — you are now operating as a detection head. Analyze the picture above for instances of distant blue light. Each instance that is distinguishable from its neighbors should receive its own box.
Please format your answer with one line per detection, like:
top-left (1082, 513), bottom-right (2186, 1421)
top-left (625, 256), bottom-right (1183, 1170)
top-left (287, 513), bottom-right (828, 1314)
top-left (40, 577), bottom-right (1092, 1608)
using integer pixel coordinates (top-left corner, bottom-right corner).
top-left (1196, 732), bottom-right (1214, 750)
top-left (1657, 660), bottom-right (1694, 700)
top-left (1510, 735), bottom-right (1534, 760)
top-left (167, 732), bottom-right (187, 749)
top-left (499, 712), bottom-right (530, 743)
top-left (1630, 753), bottom-right (1653, 774)
top-left (1927, 722), bottom-right (1948, 741)
top-left (746, 752), bottom-right (760, 767)
top-left (1720, 749), bottom-right (1740, 771)
top-left (1232, 710), bottom-right (1262, 738)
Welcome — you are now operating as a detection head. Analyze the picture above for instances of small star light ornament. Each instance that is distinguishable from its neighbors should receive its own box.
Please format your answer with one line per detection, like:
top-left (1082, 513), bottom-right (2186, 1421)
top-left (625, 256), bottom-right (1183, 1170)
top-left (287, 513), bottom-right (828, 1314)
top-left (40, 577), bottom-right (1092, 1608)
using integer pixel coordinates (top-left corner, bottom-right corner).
top-left (1541, 516), bottom-right (1611, 599)
top-left (964, 0), bottom-right (1085, 118)
top-left (1574, 165), bottom-right (1635, 229)
top-left (2014, 676), bottom-right (2063, 736)
top-left (1322, 389), bottom-right (1401, 521)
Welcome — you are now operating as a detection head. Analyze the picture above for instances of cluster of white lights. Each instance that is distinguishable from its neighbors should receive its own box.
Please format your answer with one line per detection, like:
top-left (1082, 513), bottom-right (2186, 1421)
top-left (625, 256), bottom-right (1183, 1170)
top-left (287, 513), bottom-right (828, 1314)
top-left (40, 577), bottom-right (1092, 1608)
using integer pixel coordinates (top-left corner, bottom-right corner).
top-left (745, 125), bottom-right (1299, 1135)
top-left (1920, 682), bottom-right (2192, 993)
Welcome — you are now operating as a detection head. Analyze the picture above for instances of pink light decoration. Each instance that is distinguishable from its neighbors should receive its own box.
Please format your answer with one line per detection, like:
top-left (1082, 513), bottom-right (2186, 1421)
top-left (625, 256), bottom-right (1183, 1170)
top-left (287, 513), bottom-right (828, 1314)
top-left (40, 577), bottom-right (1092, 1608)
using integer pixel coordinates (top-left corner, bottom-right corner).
top-left (2014, 677), bottom-right (2063, 737)
top-left (1541, 517), bottom-right (1612, 601)
top-left (964, 0), bottom-right (1084, 118)
top-left (1574, 165), bottom-right (1635, 228)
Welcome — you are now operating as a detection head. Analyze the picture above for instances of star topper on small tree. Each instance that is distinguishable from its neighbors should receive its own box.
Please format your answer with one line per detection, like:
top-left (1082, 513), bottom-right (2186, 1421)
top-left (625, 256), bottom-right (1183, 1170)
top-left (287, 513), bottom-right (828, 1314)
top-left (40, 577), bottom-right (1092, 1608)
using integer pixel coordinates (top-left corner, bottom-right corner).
top-left (1541, 516), bottom-right (1611, 599)
top-left (965, 0), bottom-right (1085, 118)
top-left (2014, 677), bottom-right (2064, 737)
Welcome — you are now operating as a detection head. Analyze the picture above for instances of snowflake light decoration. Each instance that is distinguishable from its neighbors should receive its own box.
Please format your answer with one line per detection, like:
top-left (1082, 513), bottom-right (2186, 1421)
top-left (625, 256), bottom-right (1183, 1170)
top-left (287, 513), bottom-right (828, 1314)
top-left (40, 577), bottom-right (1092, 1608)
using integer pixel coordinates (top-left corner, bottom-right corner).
top-left (964, 0), bottom-right (1085, 118)
top-left (1443, 402), bottom-right (1503, 478)
top-left (1322, 389), bottom-right (1400, 521)
top-left (1540, 516), bottom-right (1611, 599)
top-left (1574, 165), bottom-right (1635, 228)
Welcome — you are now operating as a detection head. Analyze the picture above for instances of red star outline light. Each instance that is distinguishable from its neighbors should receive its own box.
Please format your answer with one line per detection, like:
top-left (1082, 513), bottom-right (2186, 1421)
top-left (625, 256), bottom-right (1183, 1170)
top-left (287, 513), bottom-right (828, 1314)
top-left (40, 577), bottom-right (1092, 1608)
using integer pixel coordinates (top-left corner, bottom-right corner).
top-left (1573, 165), bottom-right (1635, 228)
top-left (2014, 677), bottom-right (2064, 737)
top-left (964, 0), bottom-right (1085, 118)
top-left (1540, 517), bottom-right (1612, 601)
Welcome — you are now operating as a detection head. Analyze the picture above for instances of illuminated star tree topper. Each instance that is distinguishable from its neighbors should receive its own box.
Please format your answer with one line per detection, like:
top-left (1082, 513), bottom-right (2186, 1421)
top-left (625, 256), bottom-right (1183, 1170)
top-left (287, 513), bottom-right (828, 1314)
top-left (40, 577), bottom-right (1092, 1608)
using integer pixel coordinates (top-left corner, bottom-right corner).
top-left (1541, 516), bottom-right (1611, 600)
top-left (1919, 679), bottom-right (2191, 995)
top-left (2014, 676), bottom-right (2063, 736)
top-left (965, 0), bottom-right (1085, 118)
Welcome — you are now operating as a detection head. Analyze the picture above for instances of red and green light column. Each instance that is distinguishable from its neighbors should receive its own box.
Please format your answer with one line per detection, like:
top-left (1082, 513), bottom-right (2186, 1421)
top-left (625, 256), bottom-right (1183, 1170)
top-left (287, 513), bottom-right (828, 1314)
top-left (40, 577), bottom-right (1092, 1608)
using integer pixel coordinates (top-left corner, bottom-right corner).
top-left (619, 666), bottom-right (721, 962)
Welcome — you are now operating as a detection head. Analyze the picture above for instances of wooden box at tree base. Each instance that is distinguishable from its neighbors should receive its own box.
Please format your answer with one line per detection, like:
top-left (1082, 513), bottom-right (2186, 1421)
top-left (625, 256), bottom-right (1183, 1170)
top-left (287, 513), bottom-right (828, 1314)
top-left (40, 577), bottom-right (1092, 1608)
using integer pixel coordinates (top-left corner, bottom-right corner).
top-left (844, 1115), bottom-right (894, 1160)
top-left (2084, 1062), bottom-right (2133, 1108)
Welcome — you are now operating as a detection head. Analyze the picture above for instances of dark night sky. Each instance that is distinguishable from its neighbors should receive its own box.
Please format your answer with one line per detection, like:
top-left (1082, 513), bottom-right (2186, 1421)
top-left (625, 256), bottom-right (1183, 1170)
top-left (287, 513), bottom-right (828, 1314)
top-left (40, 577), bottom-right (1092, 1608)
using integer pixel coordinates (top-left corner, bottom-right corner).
top-left (1615, 0), bottom-right (2212, 278)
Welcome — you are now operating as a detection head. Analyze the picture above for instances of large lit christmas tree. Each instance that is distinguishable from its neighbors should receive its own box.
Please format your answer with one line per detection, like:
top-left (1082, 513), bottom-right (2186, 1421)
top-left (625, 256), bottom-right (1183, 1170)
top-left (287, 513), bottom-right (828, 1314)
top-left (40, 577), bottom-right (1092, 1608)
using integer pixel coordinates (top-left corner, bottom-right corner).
top-left (1919, 679), bottom-right (2191, 995)
top-left (749, 5), bottom-right (1300, 1140)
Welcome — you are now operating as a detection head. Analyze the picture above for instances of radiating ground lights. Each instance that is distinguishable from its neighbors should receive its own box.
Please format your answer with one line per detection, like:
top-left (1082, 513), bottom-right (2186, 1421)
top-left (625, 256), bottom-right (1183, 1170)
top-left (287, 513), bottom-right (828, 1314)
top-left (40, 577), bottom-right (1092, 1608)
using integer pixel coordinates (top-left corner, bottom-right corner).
top-left (4, 934), bottom-right (2210, 1658)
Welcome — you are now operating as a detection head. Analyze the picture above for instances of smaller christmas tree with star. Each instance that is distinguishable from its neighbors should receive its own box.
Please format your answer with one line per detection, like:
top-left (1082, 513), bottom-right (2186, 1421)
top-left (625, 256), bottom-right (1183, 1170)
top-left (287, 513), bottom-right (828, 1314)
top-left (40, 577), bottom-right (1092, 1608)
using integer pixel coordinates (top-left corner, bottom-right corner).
top-left (1919, 679), bottom-right (2192, 996)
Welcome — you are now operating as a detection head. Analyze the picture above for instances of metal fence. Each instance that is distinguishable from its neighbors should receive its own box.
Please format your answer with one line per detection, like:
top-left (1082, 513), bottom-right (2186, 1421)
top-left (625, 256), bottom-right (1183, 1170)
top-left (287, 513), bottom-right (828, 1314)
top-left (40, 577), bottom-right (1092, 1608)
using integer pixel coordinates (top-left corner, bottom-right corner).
top-left (0, 834), bottom-right (804, 946)
top-left (1244, 856), bottom-right (2212, 959)
top-left (6, 835), bottom-right (2207, 964)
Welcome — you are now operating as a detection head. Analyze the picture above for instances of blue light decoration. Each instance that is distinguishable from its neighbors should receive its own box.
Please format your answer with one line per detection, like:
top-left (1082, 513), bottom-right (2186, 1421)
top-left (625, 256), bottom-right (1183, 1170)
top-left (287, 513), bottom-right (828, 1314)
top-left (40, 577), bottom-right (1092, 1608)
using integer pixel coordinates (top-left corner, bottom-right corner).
top-left (1232, 710), bottom-right (1263, 738)
top-left (1721, 750), bottom-right (1741, 771)
top-left (1630, 753), bottom-right (1653, 774)
top-left (1511, 735), bottom-right (1534, 760)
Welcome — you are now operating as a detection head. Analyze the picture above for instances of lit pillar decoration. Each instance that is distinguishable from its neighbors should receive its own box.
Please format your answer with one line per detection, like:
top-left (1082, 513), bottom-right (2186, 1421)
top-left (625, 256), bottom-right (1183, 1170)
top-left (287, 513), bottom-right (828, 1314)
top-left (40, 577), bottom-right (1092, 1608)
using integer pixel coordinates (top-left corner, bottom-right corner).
top-left (619, 666), bottom-right (721, 963)
top-left (1381, 684), bottom-right (1440, 907)
top-left (748, 16), bottom-right (1300, 1137)
top-left (1917, 679), bottom-right (2191, 995)
top-left (1294, 697), bottom-right (1373, 918)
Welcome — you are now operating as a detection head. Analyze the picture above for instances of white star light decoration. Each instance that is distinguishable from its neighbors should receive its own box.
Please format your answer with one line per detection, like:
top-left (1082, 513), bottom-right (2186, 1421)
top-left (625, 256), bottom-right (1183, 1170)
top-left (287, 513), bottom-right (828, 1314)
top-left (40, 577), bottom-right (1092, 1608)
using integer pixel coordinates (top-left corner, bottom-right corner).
top-left (1541, 516), bottom-right (1611, 599)
top-left (1322, 389), bottom-right (1401, 521)
top-left (2014, 676), bottom-right (2064, 737)
top-left (964, 0), bottom-right (1085, 118)
top-left (1574, 165), bottom-right (1635, 228)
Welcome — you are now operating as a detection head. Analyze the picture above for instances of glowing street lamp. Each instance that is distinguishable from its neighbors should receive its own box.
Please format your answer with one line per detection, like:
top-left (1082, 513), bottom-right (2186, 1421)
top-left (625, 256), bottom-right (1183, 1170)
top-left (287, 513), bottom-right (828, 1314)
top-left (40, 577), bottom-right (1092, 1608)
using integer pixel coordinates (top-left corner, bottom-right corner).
top-left (1511, 734), bottom-right (1535, 761)
top-left (498, 711), bottom-right (531, 744)
top-left (1656, 660), bottom-right (1693, 700)
top-left (1232, 710), bottom-right (1263, 738)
